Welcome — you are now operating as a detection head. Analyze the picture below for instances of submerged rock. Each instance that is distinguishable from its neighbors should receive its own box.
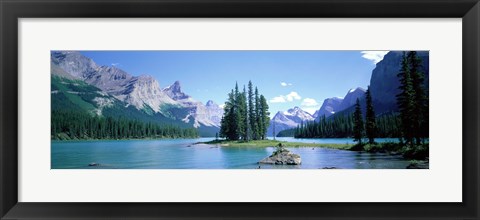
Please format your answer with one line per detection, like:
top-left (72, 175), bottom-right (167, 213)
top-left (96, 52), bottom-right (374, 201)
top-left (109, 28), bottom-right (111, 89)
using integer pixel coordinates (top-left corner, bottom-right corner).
top-left (259, 145), bottom-right (301, 165)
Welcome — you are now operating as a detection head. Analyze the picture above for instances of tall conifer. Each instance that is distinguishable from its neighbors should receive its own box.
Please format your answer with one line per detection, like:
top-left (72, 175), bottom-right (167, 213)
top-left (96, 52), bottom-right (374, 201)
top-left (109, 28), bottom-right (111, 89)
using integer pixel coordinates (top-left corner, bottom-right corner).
top-left (353, 98), bottom-right (364, 144)
top-left (365, 86), bottom-right (376, 144)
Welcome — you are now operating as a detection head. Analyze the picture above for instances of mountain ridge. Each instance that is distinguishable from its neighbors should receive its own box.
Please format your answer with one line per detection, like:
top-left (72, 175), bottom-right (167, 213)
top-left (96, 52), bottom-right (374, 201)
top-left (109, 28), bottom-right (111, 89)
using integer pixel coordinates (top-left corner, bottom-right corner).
top-left (51, 51), bottom-right (224, 136)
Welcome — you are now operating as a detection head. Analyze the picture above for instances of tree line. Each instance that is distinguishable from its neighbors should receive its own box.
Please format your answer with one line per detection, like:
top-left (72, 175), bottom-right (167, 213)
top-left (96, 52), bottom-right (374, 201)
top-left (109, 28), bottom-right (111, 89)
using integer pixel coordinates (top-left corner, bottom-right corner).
top-left (52, 109), bottom-right (199, 140)
top-left (288, 106), bottom-right (401, 139)
top-left (220, 81), bottom-right (270, 141)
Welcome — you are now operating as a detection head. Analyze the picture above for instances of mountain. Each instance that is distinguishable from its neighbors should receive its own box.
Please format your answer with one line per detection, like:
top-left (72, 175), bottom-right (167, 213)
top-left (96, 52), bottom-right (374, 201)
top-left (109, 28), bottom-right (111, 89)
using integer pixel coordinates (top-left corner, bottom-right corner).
top-left (162, 81), bottom-right (224, 128)
top-left (162, 81), bottom-right (190, 100)
top-left (313, 97), bottom-right (343, 118)
top-left (327, 51), bottom-right (429, 118)
top-left (205, 100), bottom-right (223, 126)
top-left (52, 51), bottom-right (178, 114)
top-left (51, 74), bottom-right (184, 126)
top-left (338, 87), bottom-right (366, 110)
top-left (369, 51), bottom-right (429, 113)
top-left (313, 87), bottom-right (365, 120)
top-left (267, 106), bottom-right (315, 136)
top-left (51, 51), bottom-right (224, 136)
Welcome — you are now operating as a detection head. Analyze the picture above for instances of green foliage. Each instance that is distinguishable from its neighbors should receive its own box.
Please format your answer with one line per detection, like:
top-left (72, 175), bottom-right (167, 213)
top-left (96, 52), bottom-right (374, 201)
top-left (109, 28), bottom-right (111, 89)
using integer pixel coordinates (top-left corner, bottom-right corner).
top-left (407, 51), bottom-right (429, 144)
top-left (401, 144), bottom-right (429, 160)
top-left (51, 75), bottom-right (203, 139)
top-left (365, 86), bottom-right (376, 144)
top-left (259, 94), bottom-right (270, 140)
top-left (52, 109), bottom-right (198, 140)
top-left (353, 98), bottom-right (365, 144)
top-left (276, 128), bottom-right (295, 137)
top-left (202, 139), bottom-right (353, 149)
top-left (397, 51), bottom-right (429, 146)
top-left (289, 111), bottom-right (400, 139)
top-left (220, 81), bottom-right (270, 141)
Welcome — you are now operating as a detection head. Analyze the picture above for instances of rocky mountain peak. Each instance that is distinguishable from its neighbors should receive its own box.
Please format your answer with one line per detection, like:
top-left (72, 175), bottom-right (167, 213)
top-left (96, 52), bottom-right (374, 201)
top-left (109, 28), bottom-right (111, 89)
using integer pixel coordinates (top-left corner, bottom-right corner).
top-left (339, 87), bottom-right (366, 110)
top-left (163, 81), bottom-right (190, 101)
top-left (268, 107), bottom-right (315, 136)
top-left (52, 51), bottom-right (225, 131)
top-left (51, 51), bottom-right (98, 79)
top-left (314, 97), bottom-right (344, 119)
top-left (206, 100), bottom-right (216, 107)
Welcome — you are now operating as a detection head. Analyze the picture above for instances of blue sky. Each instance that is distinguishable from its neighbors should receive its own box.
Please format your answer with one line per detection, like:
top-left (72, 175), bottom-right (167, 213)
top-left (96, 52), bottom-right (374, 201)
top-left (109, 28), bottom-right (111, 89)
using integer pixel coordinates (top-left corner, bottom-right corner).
top-left (80, 51), bottom-right (388, 116)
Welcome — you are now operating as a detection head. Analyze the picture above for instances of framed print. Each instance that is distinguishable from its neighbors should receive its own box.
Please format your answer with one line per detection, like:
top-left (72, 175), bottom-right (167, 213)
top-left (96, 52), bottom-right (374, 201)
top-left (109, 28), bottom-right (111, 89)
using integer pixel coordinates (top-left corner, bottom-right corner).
top-left (1, 0), bottom-right (479, 219)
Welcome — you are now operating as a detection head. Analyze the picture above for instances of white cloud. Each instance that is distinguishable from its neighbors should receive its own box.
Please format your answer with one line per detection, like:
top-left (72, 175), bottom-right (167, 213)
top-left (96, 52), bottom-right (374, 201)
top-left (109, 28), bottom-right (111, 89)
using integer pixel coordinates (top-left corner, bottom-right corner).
top-left (219, 104), bottom-right (225, 109)
top-left (111, 63), bottom-right (120, 66)
top-left (280, 82), bottom-right (293, 87)
top-left (285, 92), bottom-right (301, 101)
top-left (301, 98), bottom-right (319, 107)
top-left (269, 91), bottom-right (301, 103)
top-left (301, 98), bottom-right (320, 114)
top-left (361, 51), bottom-right (389, 64)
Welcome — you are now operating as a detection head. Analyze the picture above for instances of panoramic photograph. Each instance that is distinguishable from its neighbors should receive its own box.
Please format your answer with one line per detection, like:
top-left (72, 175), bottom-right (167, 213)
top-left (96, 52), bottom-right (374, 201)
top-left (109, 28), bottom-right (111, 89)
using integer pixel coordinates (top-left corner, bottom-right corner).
top-left (51, 50), bottom-right (429, 169)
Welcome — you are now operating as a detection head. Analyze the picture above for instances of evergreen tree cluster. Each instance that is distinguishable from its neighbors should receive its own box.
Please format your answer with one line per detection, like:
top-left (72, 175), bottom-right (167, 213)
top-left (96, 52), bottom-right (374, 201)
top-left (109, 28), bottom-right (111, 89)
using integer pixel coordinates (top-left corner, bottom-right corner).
top-left (291, 87), bottom-right (400, 141)
top-left (291, 111), bottom-right (399, 139)
top-left (220, 81), bottom-right (270, 141)
top-left (396, 51), bottom-right (429, 145)
top-left (51, 109), bottom-right (198, 140)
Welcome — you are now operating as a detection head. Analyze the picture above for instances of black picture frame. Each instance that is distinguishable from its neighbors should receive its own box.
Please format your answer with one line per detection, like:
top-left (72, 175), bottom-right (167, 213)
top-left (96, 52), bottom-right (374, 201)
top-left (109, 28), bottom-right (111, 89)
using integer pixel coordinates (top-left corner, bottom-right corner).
top-left (1, 0), bottom-right (479, 219)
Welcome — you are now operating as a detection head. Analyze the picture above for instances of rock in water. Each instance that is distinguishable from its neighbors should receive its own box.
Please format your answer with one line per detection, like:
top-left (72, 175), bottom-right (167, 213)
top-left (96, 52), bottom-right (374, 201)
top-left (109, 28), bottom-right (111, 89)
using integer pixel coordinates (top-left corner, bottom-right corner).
top-left (88, 163), bottom-right (100, 167)
top-left (259, 147), bottom-right (301, 165)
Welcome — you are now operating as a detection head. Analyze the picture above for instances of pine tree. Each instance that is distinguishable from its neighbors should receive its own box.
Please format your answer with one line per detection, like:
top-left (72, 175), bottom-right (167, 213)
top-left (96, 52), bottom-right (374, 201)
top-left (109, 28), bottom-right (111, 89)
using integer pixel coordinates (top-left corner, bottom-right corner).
top-left (353, 98), bottom-right (364, 144)
top-left (254, 87), bottom-right (261, 140)
top-left (248, 81), bottom-right (256, 140)
top-left (234, 82), bottom-right (244, 140)
top-left (407, 51), bottom-right (428, 144)
top-left (365, 86), bottom-right (376, 144)
top-left (239, 86), bottom-right (249, 141)
top-left (259, 95), bottom-right (270, 139)
top-left (396, 52), bottom-right (416, 146)
top-left (219, 89), bottom-right (239, 140)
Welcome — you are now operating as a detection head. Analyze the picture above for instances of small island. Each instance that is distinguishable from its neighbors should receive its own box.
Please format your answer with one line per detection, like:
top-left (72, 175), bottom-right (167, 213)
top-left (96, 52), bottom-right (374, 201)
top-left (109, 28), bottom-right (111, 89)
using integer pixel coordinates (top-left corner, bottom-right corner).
top-left (200, 139), bottom-right (352, 149)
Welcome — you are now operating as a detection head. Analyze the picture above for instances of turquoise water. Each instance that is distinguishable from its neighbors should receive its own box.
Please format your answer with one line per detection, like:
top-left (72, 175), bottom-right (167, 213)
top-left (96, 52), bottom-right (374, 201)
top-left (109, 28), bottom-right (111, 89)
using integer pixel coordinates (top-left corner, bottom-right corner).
top-left (51, 138), bottom-right (411, 169)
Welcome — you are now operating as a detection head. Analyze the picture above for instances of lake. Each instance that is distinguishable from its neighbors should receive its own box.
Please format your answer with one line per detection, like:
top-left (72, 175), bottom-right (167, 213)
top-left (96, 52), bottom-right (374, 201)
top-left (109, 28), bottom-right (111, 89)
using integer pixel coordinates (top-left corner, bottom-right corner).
top-left (51, 138), bottom-right (412, 169)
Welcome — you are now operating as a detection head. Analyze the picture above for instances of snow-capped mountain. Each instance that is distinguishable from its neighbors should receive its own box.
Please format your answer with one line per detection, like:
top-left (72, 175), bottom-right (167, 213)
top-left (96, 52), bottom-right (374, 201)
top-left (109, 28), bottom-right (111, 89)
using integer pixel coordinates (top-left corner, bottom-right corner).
top-left (162, 81), bottom-right (224, 128)
top-left (162, 81), bottom-right (190, 101)
top-left (267, 106), bottom-right (315, 136)
top-left (283, 106), bottom-right (315, 123)
top-left (51, 51), bottom-right (223, 129)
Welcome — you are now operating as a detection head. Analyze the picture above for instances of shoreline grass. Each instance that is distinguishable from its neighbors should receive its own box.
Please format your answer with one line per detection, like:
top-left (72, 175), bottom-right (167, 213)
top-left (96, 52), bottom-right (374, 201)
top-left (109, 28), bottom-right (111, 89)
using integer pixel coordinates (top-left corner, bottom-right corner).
top-left (199, 139), bottom-right (354, 150)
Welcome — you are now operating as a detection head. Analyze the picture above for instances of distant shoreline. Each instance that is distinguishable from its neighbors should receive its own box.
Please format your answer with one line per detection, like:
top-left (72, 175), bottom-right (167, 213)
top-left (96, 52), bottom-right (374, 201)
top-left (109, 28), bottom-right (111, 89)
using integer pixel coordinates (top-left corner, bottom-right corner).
top-left (198, 139), bottom-right (354, 150)
top-left (51, 136), bottom-right (208, 142)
